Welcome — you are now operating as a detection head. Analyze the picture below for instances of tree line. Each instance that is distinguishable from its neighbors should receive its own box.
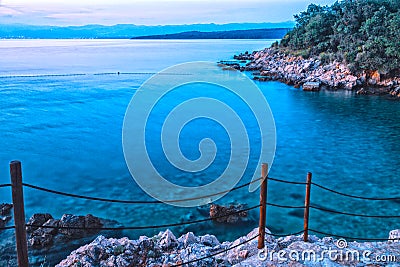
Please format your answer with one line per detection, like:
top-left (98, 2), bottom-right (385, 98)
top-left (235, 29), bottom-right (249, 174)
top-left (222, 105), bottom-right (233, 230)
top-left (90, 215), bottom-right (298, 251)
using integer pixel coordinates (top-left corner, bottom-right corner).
top-left (279, 0), bottom-right (400, 76)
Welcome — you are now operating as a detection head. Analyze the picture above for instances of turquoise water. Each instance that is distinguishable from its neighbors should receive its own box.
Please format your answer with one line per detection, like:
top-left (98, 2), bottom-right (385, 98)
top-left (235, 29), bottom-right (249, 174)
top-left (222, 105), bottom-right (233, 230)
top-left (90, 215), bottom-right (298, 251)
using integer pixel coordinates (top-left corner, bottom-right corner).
top-left (0, 40), bottom-right (399, 243)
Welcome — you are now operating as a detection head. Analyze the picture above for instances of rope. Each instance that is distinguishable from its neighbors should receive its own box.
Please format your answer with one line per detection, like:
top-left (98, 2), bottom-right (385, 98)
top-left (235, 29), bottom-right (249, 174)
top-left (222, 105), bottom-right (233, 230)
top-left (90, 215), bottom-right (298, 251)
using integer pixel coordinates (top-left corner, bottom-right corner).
top-left (267, 202), bottom-right (305, 209)
top-left (171, 230), bottom-right (305, 267)
top-left (267, 229), bottom-right (305, 237)
top-left (22, 177), bottom-right (263, 204)
top-left (25, 205), bottom-right (260, 231)
top-left (0, 225), bottom-right (15, 230)
top-left (23, 183), bottom-right (161, 204)
top-left (308, 228), bottom-right (398, 242)
top-left (171, 234), bottom-right (259, 267)
top-left (267, 177), bottom-right (307, 185)
top-left (311, 182), bottom-right (400, 201)
top-left (310, 205), bottom-right (400, 218)
top-left (0, 183), bottom-right (11, 188)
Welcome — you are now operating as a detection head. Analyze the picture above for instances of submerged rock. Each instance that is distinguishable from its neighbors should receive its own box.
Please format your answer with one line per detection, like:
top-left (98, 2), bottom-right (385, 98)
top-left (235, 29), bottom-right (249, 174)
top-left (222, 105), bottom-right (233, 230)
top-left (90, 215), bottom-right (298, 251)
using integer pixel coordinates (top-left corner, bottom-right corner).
top-left (209, 204), bottom-right (249, 223)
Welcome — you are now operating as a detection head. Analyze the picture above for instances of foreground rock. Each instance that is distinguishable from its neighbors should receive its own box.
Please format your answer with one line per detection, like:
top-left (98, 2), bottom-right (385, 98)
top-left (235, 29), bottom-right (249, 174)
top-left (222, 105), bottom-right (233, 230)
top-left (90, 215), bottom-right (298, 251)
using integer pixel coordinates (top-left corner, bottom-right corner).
top-left (223, 48), bottom-right (400, 98)
top-left (57, 228), bottom-right (400, 266)
top-left (0, 213), bottom-right (122, 267)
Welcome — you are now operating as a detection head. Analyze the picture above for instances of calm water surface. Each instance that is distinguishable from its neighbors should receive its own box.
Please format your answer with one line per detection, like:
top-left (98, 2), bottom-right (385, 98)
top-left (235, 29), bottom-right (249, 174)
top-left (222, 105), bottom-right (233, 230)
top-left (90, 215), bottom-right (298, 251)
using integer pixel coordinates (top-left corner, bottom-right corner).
top-left (0, 40), bottom-right (399, 245)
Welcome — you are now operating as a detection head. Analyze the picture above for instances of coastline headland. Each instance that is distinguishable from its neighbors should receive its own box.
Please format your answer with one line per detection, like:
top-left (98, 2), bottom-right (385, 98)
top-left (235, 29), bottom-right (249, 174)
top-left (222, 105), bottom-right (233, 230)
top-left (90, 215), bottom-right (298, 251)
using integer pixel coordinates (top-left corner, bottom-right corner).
top-left (223, 48), bottom-right (400, 98)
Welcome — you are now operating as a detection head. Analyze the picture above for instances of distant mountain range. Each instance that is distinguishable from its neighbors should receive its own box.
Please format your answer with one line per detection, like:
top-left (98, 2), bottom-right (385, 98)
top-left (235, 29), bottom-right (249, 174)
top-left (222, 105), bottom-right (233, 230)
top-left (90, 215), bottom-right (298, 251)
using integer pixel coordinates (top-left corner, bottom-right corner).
top-left (0, 22), bottom-right (294, 39)
top-left (132, 28), bottom-right (290, 39)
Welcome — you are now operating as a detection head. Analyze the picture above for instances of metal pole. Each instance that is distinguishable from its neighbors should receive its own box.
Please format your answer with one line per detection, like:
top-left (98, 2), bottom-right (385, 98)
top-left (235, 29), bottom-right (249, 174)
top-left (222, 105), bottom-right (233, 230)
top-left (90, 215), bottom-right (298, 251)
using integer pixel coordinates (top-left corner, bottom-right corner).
top-left (10, 160), bottom-right (29, 267)
top-left (303, 172), bottom-right (312, 242)
top-left (257, 163), bottom-right (268, 249)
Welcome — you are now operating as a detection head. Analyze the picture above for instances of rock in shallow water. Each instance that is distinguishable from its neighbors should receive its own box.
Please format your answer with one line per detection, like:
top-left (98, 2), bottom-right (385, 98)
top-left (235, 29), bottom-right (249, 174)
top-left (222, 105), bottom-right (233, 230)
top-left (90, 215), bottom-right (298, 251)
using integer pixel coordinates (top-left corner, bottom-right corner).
top-left (209, 204), bottom-right (249, 223)
top-left (26, 213), bottom-right (104, 249)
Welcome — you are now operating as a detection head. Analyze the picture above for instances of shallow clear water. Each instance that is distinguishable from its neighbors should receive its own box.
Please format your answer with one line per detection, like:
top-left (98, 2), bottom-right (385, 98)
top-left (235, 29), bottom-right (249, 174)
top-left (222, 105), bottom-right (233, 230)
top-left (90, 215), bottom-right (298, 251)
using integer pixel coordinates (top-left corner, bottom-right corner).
top-left (0, 39), bottom-right (399, 245)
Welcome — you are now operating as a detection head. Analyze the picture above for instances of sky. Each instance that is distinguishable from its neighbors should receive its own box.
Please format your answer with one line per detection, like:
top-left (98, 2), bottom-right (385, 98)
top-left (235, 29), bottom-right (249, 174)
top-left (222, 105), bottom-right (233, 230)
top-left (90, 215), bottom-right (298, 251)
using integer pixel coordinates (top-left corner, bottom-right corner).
top-left (0, 0), bottom-right (337, 26)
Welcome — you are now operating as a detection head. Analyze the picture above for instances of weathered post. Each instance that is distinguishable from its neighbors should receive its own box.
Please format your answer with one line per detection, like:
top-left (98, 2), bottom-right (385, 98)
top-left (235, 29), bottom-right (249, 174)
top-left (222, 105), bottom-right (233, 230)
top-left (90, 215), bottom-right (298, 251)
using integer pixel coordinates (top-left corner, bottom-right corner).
top-left (303, 172), bottom-right (312, 242)
top-left (257, 163), bottom-right (268, 249)
top-left (10, 160), bottom-right (29, 267)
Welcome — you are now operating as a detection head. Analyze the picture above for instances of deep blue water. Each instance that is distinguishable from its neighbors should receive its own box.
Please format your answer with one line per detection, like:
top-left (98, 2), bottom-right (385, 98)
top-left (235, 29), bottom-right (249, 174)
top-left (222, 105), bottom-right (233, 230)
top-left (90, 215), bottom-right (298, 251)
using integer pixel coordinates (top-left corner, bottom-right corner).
top-left (0, 40), bottom-right (399, 242)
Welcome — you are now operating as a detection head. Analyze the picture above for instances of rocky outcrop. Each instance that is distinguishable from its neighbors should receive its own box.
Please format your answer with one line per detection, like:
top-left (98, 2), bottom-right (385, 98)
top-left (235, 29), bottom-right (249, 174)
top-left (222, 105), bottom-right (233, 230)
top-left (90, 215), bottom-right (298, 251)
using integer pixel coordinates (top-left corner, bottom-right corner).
top-left (57, 228), bottom-right (400, 267)
top-left (303, 82), bottom-right (321, 91)
top-left (223, 48), bottom-right (400, 98)
top-left (27, 213), bottom-right (104, 249)
top-left (209, 204), bottom-right (249, 223)
top-left (0, 203), bottom-right (12, 229)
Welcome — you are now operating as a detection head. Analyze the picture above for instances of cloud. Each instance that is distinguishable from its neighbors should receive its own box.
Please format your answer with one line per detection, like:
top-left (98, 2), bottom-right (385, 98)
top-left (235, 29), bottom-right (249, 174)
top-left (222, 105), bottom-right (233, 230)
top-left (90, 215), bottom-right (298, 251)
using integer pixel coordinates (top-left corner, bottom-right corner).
top-left (0, 0), bottom-right (337, 26)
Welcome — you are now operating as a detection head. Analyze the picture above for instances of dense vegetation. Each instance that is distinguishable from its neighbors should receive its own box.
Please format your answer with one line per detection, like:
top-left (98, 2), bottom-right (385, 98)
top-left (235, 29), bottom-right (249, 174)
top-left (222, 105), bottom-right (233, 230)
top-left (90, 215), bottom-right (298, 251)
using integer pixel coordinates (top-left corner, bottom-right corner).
top-left (280, 0), bottom-right (400, 75)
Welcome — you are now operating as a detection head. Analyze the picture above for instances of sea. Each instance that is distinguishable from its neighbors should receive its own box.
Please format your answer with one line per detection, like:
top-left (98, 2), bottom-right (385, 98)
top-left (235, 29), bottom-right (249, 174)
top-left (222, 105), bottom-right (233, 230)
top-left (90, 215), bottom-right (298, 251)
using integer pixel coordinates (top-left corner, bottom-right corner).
top-left (0, 39), bottom-right (399, 248)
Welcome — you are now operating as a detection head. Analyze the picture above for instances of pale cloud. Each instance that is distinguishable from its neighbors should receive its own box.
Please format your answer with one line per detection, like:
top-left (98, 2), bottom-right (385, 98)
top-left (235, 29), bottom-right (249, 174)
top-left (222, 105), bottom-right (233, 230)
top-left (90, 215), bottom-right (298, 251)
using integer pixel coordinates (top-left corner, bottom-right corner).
top-left (0, 0), bottom-right (337, 26)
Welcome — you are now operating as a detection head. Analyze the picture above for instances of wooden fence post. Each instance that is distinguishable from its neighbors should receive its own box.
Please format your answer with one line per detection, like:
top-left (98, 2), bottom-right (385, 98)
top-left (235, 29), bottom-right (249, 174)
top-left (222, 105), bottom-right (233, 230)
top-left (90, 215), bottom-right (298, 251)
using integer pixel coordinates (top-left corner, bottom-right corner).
top-left (257, 163), bottom-right (268, 249)
top-left (303, 172), bottom-right (312, 242)
top-left (10, 160), bottom-right (29, 267)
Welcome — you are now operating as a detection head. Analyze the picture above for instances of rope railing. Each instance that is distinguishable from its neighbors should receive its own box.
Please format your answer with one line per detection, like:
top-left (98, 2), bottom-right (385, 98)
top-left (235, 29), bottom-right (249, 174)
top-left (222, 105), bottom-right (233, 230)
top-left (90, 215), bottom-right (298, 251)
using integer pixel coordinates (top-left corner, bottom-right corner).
top-left (171, 229), bottom-right (307, 266)
top-left (22, 177), bottom-right (263, 204)
top-left (311, 182), bottom-right (400, 201)
top-left (0, 225), bottom-right (16, 230)
top-left (266, 176), bottom-right (307, 185)
top-left (267, 229), bottom-right (305, 237)
top-left (267, 202), bottom-right (305, 209)
top-left (2, 160), bottom-right (399, 267)
top-left (25, 205), bottom-right (260, 231)
top-left (22, 177), bottom-right (400, 204)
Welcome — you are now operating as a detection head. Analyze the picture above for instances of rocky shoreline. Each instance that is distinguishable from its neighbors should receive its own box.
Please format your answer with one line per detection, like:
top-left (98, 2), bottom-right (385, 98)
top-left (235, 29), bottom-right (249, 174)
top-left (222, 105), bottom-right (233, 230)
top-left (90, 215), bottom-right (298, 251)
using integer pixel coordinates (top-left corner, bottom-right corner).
top-left (57, 228), bottom-right (400, 266)
top-left (1, 203), bottom-right (400, 266)
top-left (222, 48), bottom-right (400, 98)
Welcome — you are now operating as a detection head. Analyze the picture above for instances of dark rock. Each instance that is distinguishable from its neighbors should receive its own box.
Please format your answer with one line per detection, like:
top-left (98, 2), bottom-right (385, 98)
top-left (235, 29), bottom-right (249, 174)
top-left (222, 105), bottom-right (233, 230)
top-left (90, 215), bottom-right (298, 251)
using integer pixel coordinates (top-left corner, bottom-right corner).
top-left (0, 203), bottom-right (12, 216)
top-left (28, 233), bottom-right (53, 249)
top-left (303, 81), bottom-right (321, 91)
top-left (84, 214), bottom-right (103, 233)
top-left (200, 234), bottom-right (220, 247)
top-left (42, 219), bottom-right (60, 235)
top-left (209, 204), bottom-right (248, 223)
top-left (0, 216), bottom-right (12, 228)
top-left (26, 213), bottom-right (53, 233)
top-left (59, 214), bottom-right (86, 238)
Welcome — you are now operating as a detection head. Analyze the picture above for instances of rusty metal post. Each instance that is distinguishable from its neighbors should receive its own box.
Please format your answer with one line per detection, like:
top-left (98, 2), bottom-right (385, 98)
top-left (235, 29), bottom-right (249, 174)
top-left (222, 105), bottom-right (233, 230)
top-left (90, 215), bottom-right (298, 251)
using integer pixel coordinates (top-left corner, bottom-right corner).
top-left (257, 163), bottom-right (268, 249)
top-left (303, 172), bottom-right (312, 242)
top-left (10, 160), bottom-right (29, 267)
